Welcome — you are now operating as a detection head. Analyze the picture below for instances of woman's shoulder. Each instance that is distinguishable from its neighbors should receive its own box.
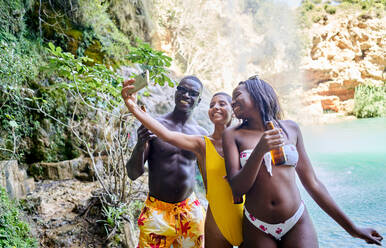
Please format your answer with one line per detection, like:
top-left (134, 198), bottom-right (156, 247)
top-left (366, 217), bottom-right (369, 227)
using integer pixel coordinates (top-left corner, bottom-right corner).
top-left (279, 119), bottom-right (301, 133)
top-left (223, 125), bottom-right (239, 136)
top-left (222, 127), bottom-right (240, 144)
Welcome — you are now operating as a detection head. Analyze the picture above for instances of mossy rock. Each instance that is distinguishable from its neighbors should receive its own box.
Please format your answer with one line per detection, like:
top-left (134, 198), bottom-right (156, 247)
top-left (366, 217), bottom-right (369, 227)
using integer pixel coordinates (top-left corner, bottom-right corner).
top-left (25, 120), bottom-right (80, 163)
top-left (84, 39), bottom-right (105, 64)
top-left (65, 29), bottom-right (83, 54)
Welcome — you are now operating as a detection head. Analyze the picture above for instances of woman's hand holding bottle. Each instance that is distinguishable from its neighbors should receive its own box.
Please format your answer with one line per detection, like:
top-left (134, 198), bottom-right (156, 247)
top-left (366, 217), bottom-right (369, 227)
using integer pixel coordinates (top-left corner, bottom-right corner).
top-left (255, 128), bottom-right (284, 155)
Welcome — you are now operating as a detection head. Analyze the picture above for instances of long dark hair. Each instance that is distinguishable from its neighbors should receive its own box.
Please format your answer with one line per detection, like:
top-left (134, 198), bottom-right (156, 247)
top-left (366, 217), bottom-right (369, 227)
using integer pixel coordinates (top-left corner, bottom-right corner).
top-left (239, 76), bottom-right (283, 125)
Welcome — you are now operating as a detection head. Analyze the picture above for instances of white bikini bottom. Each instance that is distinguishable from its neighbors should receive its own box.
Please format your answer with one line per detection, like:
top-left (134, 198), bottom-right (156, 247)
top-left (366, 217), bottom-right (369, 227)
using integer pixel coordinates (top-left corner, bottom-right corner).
top-left (245, 202), bottom-right (304, 240)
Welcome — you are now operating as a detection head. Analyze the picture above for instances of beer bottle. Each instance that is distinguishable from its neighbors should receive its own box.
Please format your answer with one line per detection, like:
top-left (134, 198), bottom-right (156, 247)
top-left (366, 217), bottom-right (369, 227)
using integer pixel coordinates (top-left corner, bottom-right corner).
top-left (266, 120), bottom-right (286, 165)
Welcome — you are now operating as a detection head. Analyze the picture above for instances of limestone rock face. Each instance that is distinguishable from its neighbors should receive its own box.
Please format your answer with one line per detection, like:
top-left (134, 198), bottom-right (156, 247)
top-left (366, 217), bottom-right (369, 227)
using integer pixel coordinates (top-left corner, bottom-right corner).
top-left (301, 12), bottom-right (385, 114)
top-left (0, 160), bottom-right (35, 199)
top-left (28, 156), bottom-right (106, 181)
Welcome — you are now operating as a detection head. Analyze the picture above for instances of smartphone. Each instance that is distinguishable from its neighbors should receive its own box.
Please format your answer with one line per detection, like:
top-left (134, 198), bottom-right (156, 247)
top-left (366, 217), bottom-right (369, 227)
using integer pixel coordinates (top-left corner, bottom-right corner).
top-left (127, 70), bottom-right (149, 94)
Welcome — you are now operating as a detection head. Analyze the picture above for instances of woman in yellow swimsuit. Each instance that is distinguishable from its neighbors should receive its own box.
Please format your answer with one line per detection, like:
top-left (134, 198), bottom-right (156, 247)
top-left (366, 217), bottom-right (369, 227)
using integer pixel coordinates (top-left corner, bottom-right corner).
top-left (122, 79), bottom-right (243, 247)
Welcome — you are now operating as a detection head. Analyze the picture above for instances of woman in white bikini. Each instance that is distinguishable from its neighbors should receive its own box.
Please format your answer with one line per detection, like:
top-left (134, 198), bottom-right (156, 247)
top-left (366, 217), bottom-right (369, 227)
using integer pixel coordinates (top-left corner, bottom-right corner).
top-left (222, 76), bottom-right (383, 247)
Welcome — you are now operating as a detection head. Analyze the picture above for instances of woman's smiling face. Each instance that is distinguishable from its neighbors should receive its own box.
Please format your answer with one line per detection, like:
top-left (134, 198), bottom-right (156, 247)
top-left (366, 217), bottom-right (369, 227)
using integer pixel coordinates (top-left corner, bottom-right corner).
top-left (208, 94), bottom-right (232, 126)
top-left (231, 84), bottom-right (255, 120)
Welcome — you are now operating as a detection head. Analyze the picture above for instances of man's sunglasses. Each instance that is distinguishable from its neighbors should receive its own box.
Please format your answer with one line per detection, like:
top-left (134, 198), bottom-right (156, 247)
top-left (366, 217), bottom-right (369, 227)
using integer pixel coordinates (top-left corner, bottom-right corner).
top-left (176, 86), bottom-right (200, 97)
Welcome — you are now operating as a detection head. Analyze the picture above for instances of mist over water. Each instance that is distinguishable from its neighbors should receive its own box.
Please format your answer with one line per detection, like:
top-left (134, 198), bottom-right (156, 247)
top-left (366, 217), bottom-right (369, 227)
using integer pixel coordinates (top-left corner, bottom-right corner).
top-left (301, 118), bottom-right (386, 154)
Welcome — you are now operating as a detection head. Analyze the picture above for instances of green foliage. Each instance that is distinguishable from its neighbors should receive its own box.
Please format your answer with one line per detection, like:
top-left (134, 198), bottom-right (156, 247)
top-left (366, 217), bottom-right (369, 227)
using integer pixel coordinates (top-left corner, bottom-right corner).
top-left (26, 0), bottom-right (137, 65)
top-left (45, 42), bottom-right (123, 108)
top-left (0, 35), bottom-right (78, 163)
top-left (99, 204), bottom-right (128, 244)
top-left (77, 0), bottom-right (133, 63)
top-left (353, 83), bottom-right (386, 118)
top-left (0, 0), bottom-right (33, 37)
top-left (101, 204), bottom-right (127, 230)
top-left (128, 200), bottom-right (144, 221)
top-left (312, 15), bottom-right (322, 22)
top-left (0, 36), bottom-right (44, 160)
top-left (0, 187), bottom-right (37, 247)
top-left (325, 5), bottom-right (337, 14)
top-left (338, 0), bottom-right (386, 7)
top-left (127, 39), bottom-right (175, 87)
top-left (303, 1), bottom-right (315, 11)
top-left (299, 0), bottom-right (385, 27)
top-left (1, 0), bottom-right (174, 163)
top-left (0, 38), bottom-right (41, 86)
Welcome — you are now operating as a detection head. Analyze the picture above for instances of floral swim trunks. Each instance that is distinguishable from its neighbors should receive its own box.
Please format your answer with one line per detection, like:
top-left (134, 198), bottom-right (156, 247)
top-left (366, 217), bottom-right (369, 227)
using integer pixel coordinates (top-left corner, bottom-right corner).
top-left (137, 193), bottom-right (205, 248)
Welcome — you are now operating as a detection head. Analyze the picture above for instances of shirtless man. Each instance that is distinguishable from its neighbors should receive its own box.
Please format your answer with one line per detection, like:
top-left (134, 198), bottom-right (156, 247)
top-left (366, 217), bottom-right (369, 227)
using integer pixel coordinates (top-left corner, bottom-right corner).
top-left (124, 76), bottom-right (208, 248)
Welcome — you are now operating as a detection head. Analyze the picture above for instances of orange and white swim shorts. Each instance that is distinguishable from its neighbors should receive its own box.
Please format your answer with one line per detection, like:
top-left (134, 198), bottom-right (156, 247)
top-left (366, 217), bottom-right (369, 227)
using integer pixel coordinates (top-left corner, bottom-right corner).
top-left (137, 193), bottom-right (205, 248)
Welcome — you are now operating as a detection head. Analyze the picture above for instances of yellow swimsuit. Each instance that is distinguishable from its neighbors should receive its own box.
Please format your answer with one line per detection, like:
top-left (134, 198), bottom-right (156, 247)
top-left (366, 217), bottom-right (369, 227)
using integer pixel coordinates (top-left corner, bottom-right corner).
top-left (204, 136), bottom-right (244, 246)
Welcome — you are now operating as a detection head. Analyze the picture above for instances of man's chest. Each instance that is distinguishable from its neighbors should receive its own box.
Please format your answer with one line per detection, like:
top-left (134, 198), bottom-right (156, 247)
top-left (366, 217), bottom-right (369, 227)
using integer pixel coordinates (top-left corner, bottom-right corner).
top-left (148, 137), bottom-right (196, 160)
top-left (163, 122), bottom-right (202, 135)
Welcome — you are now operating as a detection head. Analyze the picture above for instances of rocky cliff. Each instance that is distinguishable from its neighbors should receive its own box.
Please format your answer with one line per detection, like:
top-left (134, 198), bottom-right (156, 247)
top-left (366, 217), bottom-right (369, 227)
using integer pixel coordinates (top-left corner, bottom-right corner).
top-left (301, 9), bottom-right (385, 116)
top-left (0, 160), bottom-right (35, 199)
top-left (147, 1), bottom-right (385, 122)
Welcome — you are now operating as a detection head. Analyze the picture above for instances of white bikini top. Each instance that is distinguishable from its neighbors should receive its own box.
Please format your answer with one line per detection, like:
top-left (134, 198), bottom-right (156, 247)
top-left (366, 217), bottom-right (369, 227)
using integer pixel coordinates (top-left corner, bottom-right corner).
top-left (239, 144), bottom-right (299, 176)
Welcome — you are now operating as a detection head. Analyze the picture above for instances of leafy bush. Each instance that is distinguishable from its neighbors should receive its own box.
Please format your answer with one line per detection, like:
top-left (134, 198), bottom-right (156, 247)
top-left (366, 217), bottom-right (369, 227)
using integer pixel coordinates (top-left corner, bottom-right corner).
top-left (353, 84), bottom-right (386, 118)
top-left (299, 0), bottom-right (385, 27)
top-left (100, 204), bottom-right (128, 240)
top-left (312, 15), bottom-right (322, 22)
top-left (0, 37), bottom-right (82, 163)
top-left (0, 187), bottom-right (37, 248)
top-left (44, 42), bottom-right (123, 108)
top-left (340, 0), bottom-right (386, 5)
top-left (332, 0), bottom-right (385, 9)
top-left (0, 0), bottom-right (33, 36)
top-left (127, 39), bottom-right (174, 88)
top-left (44, 41), bottom-right (174, 107)
top-left (0, 36), bottom-right (45, 161)
top-left (303, 1), bottom-right (315, 11)
top-left (325, 5), bottom-right (337, 14)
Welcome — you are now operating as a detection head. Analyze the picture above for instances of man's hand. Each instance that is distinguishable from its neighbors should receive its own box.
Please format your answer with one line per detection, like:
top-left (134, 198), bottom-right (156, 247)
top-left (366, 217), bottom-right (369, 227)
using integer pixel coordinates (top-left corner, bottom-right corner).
top-left (121, 79), bottom-right (137, 111)
top-left (137, 125), bottom-right (156, 146)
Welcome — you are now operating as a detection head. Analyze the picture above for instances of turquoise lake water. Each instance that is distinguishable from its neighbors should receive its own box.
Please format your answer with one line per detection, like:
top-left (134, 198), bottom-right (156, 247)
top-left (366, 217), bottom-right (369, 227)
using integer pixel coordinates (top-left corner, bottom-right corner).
top-left (299, 117), bottom-right (386, 247)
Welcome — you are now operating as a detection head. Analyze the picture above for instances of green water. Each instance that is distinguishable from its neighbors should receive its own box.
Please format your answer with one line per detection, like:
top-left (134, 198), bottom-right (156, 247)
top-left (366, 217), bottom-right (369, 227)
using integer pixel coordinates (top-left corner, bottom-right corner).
top-left (299, 118), bottom-right (386, 247)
